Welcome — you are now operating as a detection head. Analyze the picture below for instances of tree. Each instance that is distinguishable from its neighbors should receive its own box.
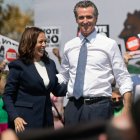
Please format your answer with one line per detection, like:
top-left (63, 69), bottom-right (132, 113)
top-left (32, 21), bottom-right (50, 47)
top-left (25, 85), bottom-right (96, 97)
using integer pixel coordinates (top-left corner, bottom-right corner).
top-left (0, 0), bottom-right (4, 29)
top-left (0, 1), bottom-right (33, 42)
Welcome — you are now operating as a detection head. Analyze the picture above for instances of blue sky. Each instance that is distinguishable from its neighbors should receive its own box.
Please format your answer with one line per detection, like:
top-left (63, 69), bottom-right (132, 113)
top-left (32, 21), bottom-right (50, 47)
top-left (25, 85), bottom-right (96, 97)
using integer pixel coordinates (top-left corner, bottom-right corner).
top-left (3, 0), bottom-right (33, 12)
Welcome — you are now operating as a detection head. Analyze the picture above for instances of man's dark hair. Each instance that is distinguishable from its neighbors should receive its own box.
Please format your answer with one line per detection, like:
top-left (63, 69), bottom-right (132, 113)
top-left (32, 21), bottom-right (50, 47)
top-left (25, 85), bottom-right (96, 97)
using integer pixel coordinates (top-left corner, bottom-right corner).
top-left (73, 0), bottom-right (99, 19)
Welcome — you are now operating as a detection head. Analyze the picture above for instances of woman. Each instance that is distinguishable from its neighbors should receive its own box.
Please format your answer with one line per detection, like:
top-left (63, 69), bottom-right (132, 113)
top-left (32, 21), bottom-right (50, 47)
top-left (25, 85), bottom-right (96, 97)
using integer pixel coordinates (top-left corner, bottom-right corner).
top-left (2, 27), bottom-right (66, 132)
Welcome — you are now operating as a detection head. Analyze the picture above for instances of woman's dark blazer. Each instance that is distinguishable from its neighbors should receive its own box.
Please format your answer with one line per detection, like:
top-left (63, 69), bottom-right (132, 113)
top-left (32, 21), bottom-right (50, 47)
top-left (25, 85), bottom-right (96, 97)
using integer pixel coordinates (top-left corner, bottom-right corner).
top-left (3, 58), bottom-right (66, 129)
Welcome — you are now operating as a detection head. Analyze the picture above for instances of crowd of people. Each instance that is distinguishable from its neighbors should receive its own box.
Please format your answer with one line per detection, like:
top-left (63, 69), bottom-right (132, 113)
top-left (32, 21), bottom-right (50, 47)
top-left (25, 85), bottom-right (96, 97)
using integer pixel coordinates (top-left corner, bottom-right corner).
top-left (0, 0), bottom-right (140, 140)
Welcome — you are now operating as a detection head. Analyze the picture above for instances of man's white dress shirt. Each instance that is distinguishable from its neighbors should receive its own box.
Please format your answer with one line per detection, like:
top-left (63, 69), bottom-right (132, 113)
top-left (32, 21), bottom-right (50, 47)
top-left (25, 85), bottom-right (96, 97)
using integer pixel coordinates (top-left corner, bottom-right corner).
top-left (57, 30), bottom-right (133, 98)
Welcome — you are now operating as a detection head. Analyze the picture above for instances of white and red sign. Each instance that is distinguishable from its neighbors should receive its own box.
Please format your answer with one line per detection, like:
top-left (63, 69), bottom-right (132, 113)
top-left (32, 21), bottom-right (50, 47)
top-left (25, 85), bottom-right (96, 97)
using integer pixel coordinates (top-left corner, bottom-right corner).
top-left (126, 36), bottom-right (140, 51)
top-left (0, 35), bottom-right (19, 62)
top-left (6, 48), bottom-right (17, 62)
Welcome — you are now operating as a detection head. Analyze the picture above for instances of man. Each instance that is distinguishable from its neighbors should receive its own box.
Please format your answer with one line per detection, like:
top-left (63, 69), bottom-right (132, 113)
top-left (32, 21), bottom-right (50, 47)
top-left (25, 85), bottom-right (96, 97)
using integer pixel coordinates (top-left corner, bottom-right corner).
top-left (57, 0), bottom-right (133, 125)
top-left (112, 88), bottom-right (124, 117)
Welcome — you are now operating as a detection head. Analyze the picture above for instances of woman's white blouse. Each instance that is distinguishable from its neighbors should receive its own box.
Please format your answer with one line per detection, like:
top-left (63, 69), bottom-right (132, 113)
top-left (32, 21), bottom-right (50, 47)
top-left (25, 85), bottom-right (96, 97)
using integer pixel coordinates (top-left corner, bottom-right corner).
top-left (34, 61), bottom-right (50, 87)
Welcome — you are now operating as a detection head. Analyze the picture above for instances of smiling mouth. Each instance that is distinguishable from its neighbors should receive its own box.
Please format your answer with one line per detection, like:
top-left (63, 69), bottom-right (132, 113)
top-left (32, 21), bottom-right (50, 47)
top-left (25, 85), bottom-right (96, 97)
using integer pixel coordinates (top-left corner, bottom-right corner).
top-left (40, 48), bottom-right (45, 53)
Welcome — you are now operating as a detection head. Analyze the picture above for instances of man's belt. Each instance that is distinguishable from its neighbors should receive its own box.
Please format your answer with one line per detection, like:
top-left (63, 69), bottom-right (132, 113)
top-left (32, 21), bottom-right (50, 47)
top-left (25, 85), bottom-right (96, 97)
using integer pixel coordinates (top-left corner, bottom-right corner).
top-left (69, 96), bottom-right (111, 105)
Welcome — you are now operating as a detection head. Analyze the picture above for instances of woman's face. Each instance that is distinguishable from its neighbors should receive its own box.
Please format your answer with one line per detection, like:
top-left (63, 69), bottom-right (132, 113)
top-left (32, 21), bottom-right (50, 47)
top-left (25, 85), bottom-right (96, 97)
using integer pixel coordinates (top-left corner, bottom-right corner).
top-left (34, 32), bottom-right (47, 61)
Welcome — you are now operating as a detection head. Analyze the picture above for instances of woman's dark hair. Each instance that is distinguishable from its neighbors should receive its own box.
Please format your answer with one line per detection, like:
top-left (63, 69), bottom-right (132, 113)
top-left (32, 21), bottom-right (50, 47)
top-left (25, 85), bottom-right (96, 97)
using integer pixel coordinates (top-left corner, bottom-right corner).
top-left (73, 0), bottom-right (99, 19)
top-left (18, 26), bottom-right (49, 64)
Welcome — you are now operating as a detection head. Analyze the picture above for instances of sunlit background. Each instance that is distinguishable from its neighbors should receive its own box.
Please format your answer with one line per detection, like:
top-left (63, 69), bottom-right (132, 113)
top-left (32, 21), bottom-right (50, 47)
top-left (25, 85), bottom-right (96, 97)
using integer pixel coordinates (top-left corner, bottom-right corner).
top-left (0, 0), bottom-right (34, 41)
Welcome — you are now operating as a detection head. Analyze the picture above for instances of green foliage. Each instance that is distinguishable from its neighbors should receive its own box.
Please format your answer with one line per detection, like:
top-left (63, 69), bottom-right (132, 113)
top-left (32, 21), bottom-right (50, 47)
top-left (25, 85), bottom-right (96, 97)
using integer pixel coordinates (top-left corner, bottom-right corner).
top-left (0, 2), bottom-right (34, 42)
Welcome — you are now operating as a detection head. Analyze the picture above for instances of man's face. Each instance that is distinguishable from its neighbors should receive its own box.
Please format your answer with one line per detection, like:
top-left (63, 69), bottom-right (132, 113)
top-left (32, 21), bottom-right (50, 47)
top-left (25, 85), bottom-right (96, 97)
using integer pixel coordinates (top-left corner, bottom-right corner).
top-left (76, 7), bottom-right (97, 37)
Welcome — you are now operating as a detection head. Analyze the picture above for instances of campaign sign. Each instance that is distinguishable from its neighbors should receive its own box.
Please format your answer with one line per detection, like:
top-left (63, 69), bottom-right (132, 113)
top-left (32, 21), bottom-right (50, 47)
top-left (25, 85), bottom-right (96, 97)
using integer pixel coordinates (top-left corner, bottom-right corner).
top-left (41, 26), bottom-right (61, 48)
top-left (0, 35), bottom-right (19, 62)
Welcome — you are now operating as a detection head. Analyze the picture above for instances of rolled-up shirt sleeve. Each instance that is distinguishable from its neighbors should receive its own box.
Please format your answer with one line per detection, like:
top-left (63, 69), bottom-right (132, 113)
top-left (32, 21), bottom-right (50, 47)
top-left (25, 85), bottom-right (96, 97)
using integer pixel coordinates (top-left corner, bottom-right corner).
top-left (110, 41), bottom-right (133, 95)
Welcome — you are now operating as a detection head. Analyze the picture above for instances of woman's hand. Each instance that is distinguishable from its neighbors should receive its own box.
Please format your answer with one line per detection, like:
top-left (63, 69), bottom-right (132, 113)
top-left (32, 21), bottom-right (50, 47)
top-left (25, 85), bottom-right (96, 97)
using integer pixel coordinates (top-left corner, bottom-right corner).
top-left (14, 117), bottom-right (27, 133)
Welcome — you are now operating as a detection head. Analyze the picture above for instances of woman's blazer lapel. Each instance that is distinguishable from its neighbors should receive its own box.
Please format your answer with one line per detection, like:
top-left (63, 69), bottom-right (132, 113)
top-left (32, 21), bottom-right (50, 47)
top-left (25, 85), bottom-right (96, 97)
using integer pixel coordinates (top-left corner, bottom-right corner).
top-left (29, 63), bottom-right (46, 88)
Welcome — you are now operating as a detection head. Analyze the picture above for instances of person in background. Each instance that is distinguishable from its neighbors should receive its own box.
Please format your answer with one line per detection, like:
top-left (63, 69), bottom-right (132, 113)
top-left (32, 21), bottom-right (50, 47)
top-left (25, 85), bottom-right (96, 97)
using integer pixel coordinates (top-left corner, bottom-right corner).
top-left (124, 51), bottom-right (140, 74)
top-left (52, 48), bottom-right (61, 64)
top-left (131, 98), bottom-right (140, 140)
top-left (57, 0), bottom-right (133, 126)
top-left (123, 51), bottom-right (133, 66)
top-left (112, 87), bottom-right (124, 117)
top-left (0, 60), bottom-right (8, 133)
top-left (2, 27), bottom-right (66, 133)
top-left (0, 60), bottom-right (9, 94)
top-left (123, 52), bottom-right (140, 102)
top-left (1, 129), bottom-right (19, 140)
top-left (50, 93), bottom-right (64, 129)
top-left (104, 114), bottom-right (138, 140)
top-left (51, 47), bottom-right (64, 129)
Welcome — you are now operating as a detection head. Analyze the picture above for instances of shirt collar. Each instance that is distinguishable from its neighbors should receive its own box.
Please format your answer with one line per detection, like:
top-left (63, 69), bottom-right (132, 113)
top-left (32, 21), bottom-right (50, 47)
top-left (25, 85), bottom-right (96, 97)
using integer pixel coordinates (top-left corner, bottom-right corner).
top-left (79, 29), bottom-right (97, 44)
